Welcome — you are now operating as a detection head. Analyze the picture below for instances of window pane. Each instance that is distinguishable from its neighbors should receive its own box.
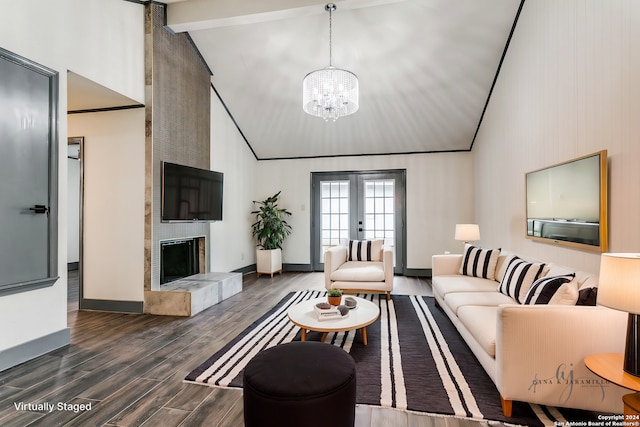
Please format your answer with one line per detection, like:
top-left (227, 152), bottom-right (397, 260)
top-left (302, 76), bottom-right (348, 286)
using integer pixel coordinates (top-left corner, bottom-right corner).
top-left (321, 182), bottom-right (330, 198)
top-left (384, 181), bottom-right (394, 196)
top-left (340, 182), bottom-right (349, 198)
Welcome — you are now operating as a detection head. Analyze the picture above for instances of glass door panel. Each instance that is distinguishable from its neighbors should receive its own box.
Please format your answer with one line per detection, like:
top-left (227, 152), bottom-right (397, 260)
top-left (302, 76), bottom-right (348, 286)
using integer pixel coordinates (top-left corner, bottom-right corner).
top-left (319, 181), bottom-right (350, 264)
top-left (362, 179), bottom-right (396, 265)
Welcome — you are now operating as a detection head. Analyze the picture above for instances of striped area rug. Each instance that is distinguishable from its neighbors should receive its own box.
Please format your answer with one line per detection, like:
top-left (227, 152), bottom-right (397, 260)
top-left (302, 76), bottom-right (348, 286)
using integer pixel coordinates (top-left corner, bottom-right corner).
top-left (185, 290), bottom-right (598, 426)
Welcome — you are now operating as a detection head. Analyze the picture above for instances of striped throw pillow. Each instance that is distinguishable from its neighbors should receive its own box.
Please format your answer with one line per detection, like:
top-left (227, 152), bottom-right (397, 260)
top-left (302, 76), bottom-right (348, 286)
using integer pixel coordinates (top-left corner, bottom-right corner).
top-left (458, 245), bottom-right (501, 280)
top-left (523, 274), bottom-right (577, 305)
top-left (348, 240), bottom-right (383, 262)
top-left (498, 257), bottom-right (546, 303)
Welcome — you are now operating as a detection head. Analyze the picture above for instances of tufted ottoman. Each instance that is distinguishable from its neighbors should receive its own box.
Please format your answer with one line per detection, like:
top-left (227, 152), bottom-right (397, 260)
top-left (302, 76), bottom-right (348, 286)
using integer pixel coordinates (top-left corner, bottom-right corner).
top-left (243, 341), bottom-right (356, 427)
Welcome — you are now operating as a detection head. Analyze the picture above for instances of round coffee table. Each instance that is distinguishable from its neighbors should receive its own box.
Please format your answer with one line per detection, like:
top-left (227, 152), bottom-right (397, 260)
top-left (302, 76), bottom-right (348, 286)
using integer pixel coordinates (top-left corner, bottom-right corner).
top-left (287, 296), bottom-right (380, 345)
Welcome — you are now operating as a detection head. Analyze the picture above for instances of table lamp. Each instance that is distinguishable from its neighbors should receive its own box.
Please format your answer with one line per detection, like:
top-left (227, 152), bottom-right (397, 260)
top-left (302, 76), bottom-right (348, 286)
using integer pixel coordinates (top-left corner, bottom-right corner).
top-left (454, 224), bottom-right (480, 244)
top-left (597, 253), bottom-right (640, 376)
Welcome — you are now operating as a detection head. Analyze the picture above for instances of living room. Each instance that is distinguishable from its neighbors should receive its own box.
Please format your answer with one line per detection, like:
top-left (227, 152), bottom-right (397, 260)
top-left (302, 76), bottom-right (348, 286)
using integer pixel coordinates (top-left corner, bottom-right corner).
top-left (1, 0), bottom-right (639, 424)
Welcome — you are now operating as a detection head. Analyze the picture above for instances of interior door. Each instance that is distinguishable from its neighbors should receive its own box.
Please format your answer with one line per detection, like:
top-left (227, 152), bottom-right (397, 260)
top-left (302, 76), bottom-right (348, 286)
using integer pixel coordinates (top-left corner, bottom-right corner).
top-left (0, 48), bottom-right (58, 295)
top-left (311, 170), bottom-right (406, 274)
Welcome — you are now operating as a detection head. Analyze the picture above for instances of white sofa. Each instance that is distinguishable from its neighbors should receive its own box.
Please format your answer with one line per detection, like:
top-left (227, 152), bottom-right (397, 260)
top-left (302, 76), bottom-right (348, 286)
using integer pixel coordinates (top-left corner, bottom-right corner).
top-left (432, 250), bottom-right (629, 416)
top-left (325, 240), bottom-right (394, 300)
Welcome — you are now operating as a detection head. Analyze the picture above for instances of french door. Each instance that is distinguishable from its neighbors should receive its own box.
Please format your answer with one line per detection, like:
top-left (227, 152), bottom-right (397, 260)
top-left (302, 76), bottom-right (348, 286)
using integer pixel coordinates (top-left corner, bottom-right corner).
top-left (311, 170), bottom-right (406, 274)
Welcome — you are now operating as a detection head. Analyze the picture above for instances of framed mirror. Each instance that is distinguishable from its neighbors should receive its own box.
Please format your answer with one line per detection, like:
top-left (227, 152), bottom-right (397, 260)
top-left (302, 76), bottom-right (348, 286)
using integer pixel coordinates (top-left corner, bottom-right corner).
top-left (525, 150), bottom-right (608, 252)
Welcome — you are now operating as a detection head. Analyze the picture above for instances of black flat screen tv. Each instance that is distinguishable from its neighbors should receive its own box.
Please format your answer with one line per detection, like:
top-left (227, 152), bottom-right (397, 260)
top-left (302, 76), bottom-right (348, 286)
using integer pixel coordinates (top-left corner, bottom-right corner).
top-left (161, 162), bottom-right (223, 222)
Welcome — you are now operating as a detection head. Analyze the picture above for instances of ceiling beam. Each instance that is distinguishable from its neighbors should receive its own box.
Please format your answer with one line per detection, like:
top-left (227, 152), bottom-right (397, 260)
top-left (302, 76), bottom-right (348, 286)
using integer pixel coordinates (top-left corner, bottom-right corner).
top-left (167, 0), bottom-right (411, 32)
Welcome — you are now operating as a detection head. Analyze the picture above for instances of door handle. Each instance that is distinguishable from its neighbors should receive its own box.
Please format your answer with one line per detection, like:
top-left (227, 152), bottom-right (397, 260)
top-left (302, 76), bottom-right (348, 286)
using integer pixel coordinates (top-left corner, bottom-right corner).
top-left (29, 205), bottom-right (49, 215)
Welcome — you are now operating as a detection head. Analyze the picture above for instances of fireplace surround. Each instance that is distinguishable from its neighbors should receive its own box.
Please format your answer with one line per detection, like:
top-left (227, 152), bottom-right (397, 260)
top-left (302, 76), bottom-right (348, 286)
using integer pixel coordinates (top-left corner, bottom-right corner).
top-left (160, 237), bottom-right (206, 285)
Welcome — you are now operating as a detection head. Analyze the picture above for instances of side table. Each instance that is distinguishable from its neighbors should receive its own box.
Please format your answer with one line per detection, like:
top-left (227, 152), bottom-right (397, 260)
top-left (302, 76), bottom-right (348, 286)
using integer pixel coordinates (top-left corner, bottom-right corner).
top-left (584, 353), bottom-right (640, 417)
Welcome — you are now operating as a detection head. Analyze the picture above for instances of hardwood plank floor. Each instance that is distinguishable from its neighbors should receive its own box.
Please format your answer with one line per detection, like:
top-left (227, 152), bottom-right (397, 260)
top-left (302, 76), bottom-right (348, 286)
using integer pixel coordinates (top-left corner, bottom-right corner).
top-left (0, 271), bottom-right (503, 427)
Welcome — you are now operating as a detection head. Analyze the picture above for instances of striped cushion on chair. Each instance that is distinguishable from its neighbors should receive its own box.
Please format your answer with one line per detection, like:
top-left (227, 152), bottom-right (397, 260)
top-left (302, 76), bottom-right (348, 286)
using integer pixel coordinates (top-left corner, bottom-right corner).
top-left (348, 239), bottom-right (383, 262)
top-left (458, 245), bottom-right (501, 280)
top-left (498, 256), bottom-right (546, 303)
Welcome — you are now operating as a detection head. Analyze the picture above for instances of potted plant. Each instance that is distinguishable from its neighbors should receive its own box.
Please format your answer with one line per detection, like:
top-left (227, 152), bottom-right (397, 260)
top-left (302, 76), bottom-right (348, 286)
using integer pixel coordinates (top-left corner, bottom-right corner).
top-left (327, 288), bottom-right (343, 306)
top-left (251, 191), bottom-right (292, 278)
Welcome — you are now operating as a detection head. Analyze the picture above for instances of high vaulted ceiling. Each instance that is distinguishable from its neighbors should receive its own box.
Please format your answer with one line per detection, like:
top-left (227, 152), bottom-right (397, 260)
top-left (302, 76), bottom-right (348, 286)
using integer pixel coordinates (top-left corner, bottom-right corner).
top-left (167, 0), bottom-right (523, 160)
top-left (67, 0), bottom-right (523, 160)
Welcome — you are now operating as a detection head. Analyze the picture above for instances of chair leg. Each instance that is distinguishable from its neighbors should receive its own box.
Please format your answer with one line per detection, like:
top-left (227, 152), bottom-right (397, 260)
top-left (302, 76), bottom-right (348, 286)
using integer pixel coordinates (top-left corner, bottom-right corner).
top-left (500, 396), bottom-right (512, 417)
top-left (386, 291), bottom-right (391, 300)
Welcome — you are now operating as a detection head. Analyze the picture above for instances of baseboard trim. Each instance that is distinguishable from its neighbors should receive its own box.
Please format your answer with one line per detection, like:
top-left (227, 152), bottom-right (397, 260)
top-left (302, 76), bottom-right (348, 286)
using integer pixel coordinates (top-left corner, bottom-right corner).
top-left (232, 263), bottom-right (314, 275)
top-left (232, 264), bottom-right (257, 275)
top-left (404, 268), bottom-right (432, 278)
top-left (80, 299), bottom-right (144, 314)
top-left (0, 328), bottom-right (71, 373)
top-left (283, 263), bottom-right (313, 272)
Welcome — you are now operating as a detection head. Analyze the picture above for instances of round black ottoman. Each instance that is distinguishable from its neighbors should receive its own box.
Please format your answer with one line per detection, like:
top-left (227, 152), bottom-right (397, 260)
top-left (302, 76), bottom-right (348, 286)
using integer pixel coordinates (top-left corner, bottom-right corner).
top-left (243, 341), bottom-right (356, 427)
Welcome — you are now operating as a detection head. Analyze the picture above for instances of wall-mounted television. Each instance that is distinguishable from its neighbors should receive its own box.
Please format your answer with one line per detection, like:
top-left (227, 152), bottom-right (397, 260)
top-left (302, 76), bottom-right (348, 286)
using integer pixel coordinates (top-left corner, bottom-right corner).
top-left (161, 162), bottom-right (223, 222)
top-left (525, 150), bottom-right (607, 252)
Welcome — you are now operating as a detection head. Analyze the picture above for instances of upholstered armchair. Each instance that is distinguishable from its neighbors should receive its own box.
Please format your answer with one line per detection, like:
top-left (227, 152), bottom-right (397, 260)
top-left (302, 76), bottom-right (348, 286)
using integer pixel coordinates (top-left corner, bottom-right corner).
top-left (324, 240), bottom-right (394, 300)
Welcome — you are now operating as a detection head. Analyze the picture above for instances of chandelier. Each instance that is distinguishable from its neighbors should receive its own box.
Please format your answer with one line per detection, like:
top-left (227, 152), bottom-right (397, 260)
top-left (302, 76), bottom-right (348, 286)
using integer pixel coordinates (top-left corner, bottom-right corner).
top-left (302, 3), bottom-right (359, 122)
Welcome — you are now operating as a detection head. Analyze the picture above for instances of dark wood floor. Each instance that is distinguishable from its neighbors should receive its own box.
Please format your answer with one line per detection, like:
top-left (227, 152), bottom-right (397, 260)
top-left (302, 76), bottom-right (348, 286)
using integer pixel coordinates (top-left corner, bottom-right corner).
top-left (0, 271), bottom-right (500, 427)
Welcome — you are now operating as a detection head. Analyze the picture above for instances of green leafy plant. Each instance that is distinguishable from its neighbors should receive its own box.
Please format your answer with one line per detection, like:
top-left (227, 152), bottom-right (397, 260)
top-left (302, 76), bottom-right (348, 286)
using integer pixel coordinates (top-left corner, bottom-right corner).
top-left (251, 191), bottom-right (292, 250)
top-left (327, 289), bottom-right (343, 297)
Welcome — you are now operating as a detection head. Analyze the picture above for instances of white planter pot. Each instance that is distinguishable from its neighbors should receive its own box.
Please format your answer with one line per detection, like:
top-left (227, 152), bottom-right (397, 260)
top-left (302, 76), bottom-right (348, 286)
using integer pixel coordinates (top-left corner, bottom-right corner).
top-left (256, 248), bottom-right (282, 278)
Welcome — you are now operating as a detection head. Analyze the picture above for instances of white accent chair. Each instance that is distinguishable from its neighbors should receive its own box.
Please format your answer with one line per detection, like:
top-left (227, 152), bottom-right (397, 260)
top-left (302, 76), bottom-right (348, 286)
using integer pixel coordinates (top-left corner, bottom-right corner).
top-left (324, 240), bottom-right (394, 300)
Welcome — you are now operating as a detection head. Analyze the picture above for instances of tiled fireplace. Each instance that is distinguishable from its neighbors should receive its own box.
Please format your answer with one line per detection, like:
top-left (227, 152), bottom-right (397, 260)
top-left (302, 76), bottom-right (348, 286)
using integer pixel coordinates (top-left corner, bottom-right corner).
top-left (146, 236), bottom-right (242, 317)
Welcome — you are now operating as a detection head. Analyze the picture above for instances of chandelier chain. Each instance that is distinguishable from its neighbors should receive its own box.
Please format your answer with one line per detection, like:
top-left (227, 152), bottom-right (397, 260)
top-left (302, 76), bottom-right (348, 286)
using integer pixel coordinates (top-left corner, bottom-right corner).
top-left (328, 5), bottom-right (333, 66)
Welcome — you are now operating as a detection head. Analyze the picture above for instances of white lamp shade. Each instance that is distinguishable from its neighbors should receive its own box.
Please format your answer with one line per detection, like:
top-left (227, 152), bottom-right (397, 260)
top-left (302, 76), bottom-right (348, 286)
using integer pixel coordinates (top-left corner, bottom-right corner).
top-left (454, 224), bottom-right (480, 242)
top-left (598, 253), bottom-right (640, 314)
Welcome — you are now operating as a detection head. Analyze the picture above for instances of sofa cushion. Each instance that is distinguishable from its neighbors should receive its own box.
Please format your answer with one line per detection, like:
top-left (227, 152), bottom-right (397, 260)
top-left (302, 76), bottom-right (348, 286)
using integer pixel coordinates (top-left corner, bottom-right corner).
top-left (523, 274), bottom-right (577, 305)
top-left (457, 305), bottom-right (498, 357)
top-left (348, 239), bottom-right (383, 262)
top-left (458, 245), bottom-right (501, 280)
top-left (444, 291), bottom-right (516, 315)
top-left (498, 257), bottom-right (546, 303)
top-left (431, 275), bottom-right (499, 300)
top-left (330, 261), bottom-right (384, 282)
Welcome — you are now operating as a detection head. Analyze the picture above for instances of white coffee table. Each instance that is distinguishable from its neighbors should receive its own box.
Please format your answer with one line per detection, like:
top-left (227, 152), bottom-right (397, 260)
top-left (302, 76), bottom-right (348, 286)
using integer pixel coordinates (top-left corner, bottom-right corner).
top-left (287, 296), bottom-right (380, 345)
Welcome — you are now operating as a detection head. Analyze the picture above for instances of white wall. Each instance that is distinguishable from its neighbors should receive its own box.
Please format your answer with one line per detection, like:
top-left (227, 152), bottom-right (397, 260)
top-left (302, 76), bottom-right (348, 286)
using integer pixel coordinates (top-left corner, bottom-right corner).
top-left (209, 90), bottom-right (258, 272)
top-left (0, 0), bottom-right (144, 354)
top-left (68, 109), bottom-right (146, 302)
top-left (255, 152), bottom-right (474, 270)
top-left (473, 0), bottom-right (640, 272)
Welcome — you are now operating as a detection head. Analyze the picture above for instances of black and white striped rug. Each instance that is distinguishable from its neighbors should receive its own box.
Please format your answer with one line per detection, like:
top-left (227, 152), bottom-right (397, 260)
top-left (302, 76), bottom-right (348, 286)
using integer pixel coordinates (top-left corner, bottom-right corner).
top-left (185, 290), bottom-right (599, 426)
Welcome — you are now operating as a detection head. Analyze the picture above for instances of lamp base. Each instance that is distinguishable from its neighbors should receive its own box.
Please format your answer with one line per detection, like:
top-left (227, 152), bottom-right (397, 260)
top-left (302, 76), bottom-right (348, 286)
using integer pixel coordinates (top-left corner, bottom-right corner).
top-left (624, 313), bottom-right (640, 377)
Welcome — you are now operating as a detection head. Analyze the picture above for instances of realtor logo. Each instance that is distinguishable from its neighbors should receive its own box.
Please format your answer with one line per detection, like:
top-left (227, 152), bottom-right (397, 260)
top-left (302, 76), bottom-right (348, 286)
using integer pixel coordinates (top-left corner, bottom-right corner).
top-left (529, 363), bottom-right (610, 403)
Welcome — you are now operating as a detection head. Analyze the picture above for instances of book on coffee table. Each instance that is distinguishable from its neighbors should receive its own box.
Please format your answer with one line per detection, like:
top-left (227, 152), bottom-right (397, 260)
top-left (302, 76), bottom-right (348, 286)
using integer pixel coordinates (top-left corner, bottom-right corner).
top-left (313, 304), bottom-right (347, 321)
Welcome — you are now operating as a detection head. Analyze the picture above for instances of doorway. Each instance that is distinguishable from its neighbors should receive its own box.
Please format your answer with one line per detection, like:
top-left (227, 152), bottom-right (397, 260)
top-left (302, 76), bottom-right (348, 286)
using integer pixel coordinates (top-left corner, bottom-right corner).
top-left (311, 170), bottom-right (406, 274)
top-left (67, 137), bottom-right (83, 311)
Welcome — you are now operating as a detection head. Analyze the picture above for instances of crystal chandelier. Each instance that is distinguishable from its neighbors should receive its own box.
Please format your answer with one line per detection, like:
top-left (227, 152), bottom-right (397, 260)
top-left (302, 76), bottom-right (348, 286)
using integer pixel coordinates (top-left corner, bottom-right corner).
top-left (303, 3), bottom-right (359, 122)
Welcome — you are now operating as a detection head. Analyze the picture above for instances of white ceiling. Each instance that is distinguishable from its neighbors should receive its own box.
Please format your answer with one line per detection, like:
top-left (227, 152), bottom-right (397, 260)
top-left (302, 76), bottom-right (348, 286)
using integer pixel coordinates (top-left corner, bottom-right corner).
top-left (67, 71), bottom-right (141, 112)
top-left (67, 0), bottom-right (523, 160)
